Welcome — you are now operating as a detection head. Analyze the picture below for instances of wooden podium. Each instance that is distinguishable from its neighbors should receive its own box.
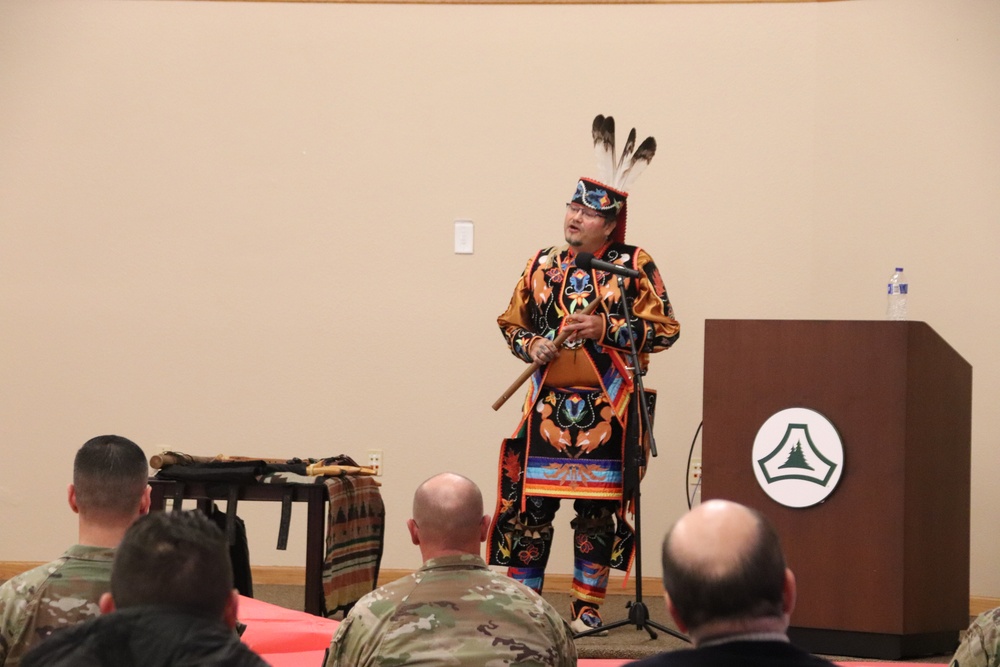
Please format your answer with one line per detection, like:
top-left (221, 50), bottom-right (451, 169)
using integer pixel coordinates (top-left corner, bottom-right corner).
top-left (702, 320), bottom-right (972, 659)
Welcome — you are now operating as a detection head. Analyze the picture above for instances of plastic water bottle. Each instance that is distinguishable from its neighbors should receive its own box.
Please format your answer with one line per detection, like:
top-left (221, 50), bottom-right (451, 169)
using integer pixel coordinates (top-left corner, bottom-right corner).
top-left (887, 267), bottom-right (908, 321)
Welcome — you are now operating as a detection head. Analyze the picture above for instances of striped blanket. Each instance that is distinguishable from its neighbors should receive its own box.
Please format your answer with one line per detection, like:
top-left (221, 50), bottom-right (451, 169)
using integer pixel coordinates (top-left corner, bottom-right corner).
top-left (320, 475), bottom-right (385, 616)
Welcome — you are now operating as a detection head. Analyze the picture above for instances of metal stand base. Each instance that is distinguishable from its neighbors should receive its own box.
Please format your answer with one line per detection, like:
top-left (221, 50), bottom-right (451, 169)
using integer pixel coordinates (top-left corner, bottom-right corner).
top-left (574, 599), bottom-right (687, 641)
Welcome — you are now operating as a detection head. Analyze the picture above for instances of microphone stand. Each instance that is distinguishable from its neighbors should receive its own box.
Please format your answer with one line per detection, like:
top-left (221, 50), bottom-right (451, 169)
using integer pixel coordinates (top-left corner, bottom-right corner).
top-left (573, 274), bottom-right (688, 643)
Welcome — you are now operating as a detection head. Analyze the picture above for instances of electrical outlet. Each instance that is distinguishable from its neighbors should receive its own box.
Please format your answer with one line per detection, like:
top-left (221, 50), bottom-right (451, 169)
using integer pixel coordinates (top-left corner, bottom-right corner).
top-left (689, 457), bottom-right (703, 488)
top-left (367, 449), bottom-right (383, 476)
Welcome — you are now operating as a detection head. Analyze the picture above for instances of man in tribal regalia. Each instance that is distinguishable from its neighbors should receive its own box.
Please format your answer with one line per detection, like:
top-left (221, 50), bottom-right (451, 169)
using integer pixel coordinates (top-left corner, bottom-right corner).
top-left (488, 115), bottom-right (680, 634)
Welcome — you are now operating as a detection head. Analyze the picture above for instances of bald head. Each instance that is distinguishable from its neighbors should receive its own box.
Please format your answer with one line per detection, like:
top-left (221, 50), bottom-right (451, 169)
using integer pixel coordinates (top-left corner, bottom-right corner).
top-left (410, 473), bottom-right (487, 554)
top-left (668, 500), bottom-right (764, 578)
top-left (662, 500), bottom-right (787, 633)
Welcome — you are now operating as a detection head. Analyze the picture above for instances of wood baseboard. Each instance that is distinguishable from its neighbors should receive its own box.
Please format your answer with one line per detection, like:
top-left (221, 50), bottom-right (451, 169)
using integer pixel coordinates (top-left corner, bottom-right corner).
top-left (970, 596), bottom-right (1000, 616)
top-left (0, 562), bottom-right (42, 580)
top-left (3, 560), bottom-right (994, 618)
top-left (248, 565), bottom-right (663, 596)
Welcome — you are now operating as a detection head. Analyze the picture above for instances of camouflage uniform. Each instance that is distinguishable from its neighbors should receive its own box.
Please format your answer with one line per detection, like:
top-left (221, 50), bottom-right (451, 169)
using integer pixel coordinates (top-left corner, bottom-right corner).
top-left (0, 544), bottom-right (114, 667)
top-left (952, 607), bottom-right (1000, 667)
top-left (325, 553), bottom-right (577, 667)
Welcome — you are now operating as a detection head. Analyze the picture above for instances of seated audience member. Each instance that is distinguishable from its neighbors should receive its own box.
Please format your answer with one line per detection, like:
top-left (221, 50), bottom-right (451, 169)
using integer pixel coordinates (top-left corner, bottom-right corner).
top-left (20, 510), bottom-right (267, 667)
top-left (951, 607), bottom-right (1000, 667)
top-left (326, 472), bottom-right (577, 667)
top-left (628, 499), bottom-right (836, 667)
top-left (0, 435), bottom-right (150, 666)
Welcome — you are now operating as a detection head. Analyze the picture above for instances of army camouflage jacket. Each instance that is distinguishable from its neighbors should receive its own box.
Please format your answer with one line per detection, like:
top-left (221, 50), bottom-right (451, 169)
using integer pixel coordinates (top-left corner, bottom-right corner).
top-left (952, 607), bottom-right (1000, 667)
top-left (0, 544), bottom-right (114, 667)
top-left (326, 553), bottom-right (577, 666)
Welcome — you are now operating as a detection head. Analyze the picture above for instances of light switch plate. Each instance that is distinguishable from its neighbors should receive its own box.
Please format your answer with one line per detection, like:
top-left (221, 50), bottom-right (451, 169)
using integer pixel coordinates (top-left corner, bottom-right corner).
top-left (454, 219), bottom-right (474, 254)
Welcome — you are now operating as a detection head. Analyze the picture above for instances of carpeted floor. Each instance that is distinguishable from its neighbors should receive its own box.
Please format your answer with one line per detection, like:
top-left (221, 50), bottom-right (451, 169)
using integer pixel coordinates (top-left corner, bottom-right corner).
top-left (0, 575), bottom-right (954, 663)
top-left (255, 584), bottom-right (683, 660)
top-left (252, 584), bottom-right (956, 663)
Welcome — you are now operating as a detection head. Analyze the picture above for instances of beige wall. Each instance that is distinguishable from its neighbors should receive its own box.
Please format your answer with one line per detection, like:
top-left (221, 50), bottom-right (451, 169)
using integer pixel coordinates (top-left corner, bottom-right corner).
top-left (1, 0), bottom-right (998, 596)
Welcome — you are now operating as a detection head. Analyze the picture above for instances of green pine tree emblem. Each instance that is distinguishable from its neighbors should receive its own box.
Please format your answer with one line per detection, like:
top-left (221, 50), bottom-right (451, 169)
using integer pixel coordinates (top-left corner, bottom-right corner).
top-left (778, 442), bottom-right (814, 470)
top-left (757, 423), bottom-right (837, 486)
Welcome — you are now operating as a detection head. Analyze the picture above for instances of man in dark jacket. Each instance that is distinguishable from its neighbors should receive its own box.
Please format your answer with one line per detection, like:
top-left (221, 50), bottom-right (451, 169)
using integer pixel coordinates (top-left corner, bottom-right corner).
top-left (627, 500), bottom-right (835, 667)
top-left (22, 510), bottom-right (267, 667)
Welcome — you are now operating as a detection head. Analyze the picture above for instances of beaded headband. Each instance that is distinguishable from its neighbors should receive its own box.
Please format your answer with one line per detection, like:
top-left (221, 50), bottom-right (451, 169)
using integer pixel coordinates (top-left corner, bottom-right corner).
top-left (570, 115), bottom-right (656, 244)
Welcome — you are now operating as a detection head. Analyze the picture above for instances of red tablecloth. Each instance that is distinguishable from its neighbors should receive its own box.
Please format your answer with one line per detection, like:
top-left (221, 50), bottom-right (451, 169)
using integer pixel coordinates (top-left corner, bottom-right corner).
top-left (238, 595), bottom-right (340, 665)
top-left (235, 597), bottom-right (947, 667)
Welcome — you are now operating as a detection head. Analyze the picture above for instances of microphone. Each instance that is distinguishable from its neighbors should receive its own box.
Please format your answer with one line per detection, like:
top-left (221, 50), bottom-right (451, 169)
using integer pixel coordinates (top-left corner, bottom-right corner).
top-left (576, 252), bottom-right (641, 279)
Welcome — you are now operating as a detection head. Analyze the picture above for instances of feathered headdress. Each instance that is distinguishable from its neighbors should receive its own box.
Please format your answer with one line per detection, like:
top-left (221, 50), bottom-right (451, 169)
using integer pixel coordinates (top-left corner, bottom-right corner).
top-left (571, 114), bottom-right (657, 244)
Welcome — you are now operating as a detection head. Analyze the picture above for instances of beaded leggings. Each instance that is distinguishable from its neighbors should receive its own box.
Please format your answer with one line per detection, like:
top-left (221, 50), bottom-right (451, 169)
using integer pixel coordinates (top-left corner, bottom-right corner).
top-left (505, 496), bottom-right (618, 606)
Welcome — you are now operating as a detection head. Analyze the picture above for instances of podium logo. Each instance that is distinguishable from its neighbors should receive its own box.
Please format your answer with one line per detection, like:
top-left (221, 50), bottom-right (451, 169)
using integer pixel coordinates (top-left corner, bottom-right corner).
top-left (752, 407), bottom-right (844, 508)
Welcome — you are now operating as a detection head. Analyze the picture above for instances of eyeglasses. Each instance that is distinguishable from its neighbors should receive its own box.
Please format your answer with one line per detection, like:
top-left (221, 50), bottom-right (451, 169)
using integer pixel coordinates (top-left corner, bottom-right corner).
top-left (565, 203), bottom-right (607, 223)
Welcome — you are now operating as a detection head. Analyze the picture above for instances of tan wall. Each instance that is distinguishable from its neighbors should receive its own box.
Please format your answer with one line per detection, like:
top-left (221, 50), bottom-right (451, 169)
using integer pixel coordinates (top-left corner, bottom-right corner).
top-left (1, 0), bottom-right (998, 597)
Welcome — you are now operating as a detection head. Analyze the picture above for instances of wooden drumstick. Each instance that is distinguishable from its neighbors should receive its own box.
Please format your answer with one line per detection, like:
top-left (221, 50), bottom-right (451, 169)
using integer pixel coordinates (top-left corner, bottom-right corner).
top-left (305, 463), bottom-right (378, 477)
top-left (491, 296), bottom-right (604, 411)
